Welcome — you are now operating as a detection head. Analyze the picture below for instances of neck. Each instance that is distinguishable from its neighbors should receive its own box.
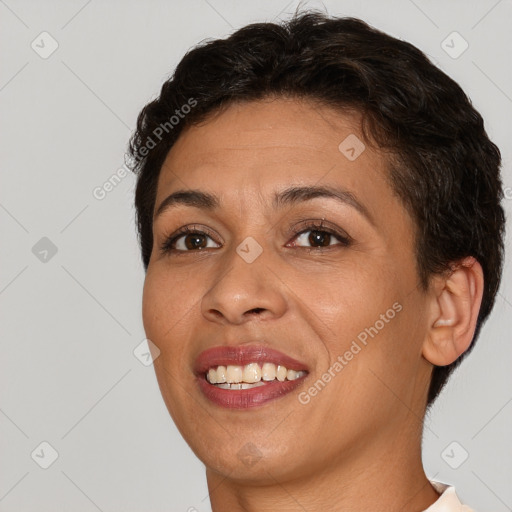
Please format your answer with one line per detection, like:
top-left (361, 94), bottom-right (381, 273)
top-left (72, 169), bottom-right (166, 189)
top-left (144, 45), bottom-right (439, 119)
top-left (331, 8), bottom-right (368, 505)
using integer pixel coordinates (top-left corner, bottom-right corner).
top-left (206, 423), bottom-right (440, 512)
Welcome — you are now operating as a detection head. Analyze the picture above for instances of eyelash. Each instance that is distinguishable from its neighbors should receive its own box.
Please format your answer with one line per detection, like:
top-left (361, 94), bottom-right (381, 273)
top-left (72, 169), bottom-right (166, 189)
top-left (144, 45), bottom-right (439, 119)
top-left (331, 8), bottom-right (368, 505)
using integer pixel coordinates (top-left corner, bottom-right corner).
top-left (159, 220), bottom-right (352, 256)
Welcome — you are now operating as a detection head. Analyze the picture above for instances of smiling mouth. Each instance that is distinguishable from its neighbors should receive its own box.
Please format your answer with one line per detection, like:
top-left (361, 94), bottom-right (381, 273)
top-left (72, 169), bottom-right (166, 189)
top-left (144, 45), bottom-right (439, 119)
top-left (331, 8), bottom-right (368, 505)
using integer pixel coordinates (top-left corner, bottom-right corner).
top-left (205, 362), bottom-right (307, 390)
top-left (195, 345), bottom-right (309, 408)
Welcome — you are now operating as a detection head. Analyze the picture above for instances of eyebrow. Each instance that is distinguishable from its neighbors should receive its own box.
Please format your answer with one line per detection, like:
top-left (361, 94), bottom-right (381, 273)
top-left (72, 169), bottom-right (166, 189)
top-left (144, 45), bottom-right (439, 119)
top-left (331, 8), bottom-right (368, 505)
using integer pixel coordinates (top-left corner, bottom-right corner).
top-left (154, 185), bottom-right (374, 225)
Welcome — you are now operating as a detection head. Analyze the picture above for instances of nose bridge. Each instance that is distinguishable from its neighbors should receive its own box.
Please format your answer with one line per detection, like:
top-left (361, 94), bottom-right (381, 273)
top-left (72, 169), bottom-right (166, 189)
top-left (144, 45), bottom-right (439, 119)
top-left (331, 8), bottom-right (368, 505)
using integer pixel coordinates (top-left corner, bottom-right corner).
top-left (201, 233), bottom-right (286, 324)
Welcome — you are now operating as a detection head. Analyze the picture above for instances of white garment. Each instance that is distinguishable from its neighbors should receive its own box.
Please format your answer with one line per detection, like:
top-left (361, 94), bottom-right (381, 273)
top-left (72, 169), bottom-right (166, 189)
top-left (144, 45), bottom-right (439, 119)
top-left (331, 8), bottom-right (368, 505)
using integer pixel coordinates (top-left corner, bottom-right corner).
top-left (424, 481), bottom-right (476, 512)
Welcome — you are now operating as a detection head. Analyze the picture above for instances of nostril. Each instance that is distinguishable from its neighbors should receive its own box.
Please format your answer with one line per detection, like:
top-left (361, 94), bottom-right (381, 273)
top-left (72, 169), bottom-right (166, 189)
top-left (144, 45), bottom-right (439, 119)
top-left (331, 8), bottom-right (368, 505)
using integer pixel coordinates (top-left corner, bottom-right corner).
top-left (247, 308), bottom-right (265, 315)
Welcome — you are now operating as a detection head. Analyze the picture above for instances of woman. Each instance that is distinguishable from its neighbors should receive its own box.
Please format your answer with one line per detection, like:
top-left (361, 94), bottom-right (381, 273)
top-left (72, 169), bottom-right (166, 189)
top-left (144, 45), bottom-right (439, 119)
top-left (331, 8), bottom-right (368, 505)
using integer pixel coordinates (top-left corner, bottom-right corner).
top-left (128, 11), bottom-right (505, 511)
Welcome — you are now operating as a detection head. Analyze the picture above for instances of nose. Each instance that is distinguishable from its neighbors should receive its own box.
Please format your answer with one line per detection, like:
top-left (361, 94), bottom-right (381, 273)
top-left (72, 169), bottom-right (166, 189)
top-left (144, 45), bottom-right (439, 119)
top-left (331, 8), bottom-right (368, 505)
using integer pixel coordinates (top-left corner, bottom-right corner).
top-left (200, 249), bottom-right (287, 325)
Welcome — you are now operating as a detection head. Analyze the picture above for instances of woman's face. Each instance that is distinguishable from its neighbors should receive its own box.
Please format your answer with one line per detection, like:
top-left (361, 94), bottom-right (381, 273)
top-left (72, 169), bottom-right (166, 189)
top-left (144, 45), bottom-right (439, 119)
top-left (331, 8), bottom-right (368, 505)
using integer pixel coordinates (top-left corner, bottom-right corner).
top-left (142, 97), bottom-right (434, 483)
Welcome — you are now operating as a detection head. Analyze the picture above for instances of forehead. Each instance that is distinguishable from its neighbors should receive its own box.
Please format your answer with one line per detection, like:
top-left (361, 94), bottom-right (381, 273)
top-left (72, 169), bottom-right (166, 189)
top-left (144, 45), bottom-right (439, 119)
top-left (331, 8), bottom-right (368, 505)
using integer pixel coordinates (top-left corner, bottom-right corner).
top-left (156, 97), bottom-right (390, 205)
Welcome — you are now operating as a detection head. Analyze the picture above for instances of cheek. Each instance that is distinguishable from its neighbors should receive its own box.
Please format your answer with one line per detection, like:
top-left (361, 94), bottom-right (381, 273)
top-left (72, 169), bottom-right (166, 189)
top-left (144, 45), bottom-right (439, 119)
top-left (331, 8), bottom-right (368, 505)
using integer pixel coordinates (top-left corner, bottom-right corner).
top-left (309, 257), bottom-right (421, 391)
top-left (301, 260), bottom-right (401, 342)
top-left (142, 267), bottom-right (197, 356)
top-left (335, 285), bottom-right (429, 408)
top-left (142, 268), bottom-right (201, 424)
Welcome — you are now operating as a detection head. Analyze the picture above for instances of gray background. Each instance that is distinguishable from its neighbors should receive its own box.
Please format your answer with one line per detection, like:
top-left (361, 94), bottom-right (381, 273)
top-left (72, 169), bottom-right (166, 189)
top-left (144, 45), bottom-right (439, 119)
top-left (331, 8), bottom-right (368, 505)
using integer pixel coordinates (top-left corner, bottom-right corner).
top-left (1, 0), bottom-right (511, 510)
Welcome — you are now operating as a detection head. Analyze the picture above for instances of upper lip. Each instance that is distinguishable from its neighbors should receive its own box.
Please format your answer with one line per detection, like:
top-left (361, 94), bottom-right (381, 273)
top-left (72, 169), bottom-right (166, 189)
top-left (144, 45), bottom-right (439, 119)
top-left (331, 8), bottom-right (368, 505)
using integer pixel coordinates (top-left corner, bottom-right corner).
top-left (194, 345), bottom-right (309, 376)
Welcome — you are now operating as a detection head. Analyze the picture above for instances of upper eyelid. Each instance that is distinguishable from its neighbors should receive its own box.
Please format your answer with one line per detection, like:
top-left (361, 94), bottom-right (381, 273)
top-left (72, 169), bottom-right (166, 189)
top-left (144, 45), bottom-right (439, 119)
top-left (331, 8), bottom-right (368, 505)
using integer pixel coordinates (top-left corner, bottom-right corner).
top-left (169, 220), bottom-right (345, 240)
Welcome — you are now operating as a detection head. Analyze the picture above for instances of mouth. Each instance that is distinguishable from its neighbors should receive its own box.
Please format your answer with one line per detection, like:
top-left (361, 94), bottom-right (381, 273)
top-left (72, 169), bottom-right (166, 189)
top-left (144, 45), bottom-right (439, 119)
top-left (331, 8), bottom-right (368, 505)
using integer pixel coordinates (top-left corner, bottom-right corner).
top-left (194, 345), bottom-right (309, 409)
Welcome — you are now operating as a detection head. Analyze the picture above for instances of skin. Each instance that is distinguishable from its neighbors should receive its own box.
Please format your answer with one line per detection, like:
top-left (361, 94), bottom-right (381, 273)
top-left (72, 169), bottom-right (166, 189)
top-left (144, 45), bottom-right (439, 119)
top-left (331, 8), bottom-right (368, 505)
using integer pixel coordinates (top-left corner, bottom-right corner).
top-left (142, 97), bottom-right (483, 511)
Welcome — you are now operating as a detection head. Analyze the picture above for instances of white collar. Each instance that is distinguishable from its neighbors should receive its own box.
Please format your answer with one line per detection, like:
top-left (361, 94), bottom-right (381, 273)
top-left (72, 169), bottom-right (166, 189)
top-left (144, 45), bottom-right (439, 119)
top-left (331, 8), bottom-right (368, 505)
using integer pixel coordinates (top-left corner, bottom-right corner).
top-left (423, 481), bottom-right (476, 511)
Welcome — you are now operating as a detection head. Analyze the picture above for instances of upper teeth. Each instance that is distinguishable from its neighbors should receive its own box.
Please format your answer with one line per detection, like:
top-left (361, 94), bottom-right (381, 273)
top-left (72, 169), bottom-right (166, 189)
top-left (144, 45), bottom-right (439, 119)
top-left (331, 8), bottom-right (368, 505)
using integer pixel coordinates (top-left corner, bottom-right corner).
top-left (206, 362), bottom-right (306, 384)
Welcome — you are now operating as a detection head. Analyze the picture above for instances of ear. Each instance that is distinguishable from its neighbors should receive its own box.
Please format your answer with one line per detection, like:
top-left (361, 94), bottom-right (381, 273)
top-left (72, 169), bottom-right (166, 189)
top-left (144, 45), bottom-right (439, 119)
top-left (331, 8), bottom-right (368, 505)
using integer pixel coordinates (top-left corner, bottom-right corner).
top-left (422, 257), bottom-right (484, 366)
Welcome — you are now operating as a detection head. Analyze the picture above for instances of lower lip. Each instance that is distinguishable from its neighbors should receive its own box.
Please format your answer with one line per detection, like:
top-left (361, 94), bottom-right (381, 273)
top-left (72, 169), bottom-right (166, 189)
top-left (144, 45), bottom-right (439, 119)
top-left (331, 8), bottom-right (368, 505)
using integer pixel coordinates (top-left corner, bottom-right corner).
top-left (196, 375), bottom-right (307, 409)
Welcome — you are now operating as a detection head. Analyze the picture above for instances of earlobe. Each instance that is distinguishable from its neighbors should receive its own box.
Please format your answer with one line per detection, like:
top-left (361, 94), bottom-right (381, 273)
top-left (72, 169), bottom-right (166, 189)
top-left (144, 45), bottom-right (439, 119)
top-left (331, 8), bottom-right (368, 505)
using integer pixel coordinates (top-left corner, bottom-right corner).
top-left (422, 257), bottom-right (484, 367)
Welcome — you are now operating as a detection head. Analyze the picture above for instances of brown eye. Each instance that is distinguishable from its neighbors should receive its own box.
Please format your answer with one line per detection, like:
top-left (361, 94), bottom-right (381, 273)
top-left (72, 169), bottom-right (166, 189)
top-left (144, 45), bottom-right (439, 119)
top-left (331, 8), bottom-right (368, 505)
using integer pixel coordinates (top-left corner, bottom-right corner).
top-left (171, 232), bottom-right (218, 251)
top-left (160, 226), bottom-right (220, 254)
top-left (306, 230), bottom-right (333, 247)
top-left (182, 233), bottom-right (209, 250)
top-left (290, 227), bottom-right (350, 249)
